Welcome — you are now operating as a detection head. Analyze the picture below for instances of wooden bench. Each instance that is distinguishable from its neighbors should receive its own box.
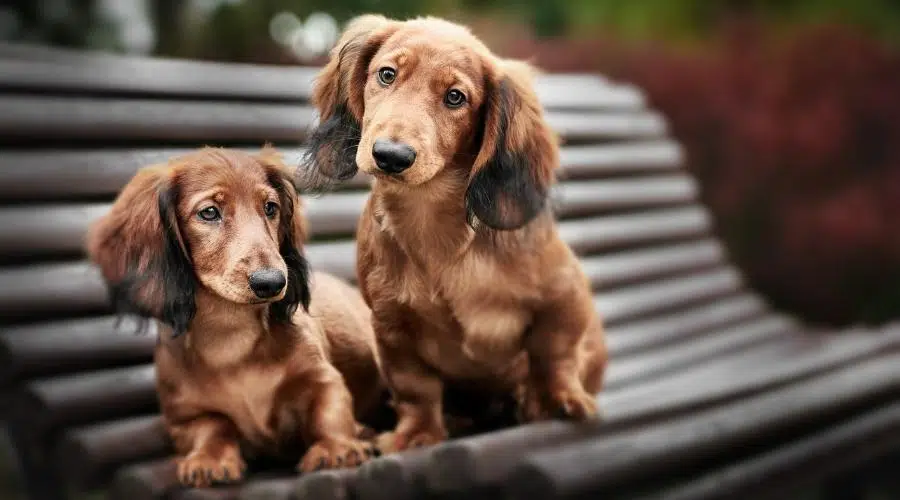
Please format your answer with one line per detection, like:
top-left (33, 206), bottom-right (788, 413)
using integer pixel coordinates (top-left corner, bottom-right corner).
top-left (0, 42), bottom-right (897, 500)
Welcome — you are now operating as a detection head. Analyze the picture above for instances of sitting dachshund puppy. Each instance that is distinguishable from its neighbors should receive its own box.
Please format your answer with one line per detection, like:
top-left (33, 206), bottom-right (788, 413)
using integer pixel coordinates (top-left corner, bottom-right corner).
top-left (300, 15), bottom-right (608, 452)
top-left (87, 147), bottom-right (382, 487)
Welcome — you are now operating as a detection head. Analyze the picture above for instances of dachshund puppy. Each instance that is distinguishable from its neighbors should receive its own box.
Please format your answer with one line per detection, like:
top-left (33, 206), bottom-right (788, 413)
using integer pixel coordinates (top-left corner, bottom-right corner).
top-left (300, 16), bottom-right (608, 453)
top-left (87, 147), bottom-right (382, 487)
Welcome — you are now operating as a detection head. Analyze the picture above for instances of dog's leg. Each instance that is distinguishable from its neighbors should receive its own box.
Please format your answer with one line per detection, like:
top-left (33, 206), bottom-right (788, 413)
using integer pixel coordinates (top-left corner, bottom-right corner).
top-left (375, 335), bottom-right (448, 453)
top-left (517, 288), bottom-right (603, 422)
top-left (170, 415), bottom-right (246, 488)
top-left (294, 371), bottom-right (379, 472)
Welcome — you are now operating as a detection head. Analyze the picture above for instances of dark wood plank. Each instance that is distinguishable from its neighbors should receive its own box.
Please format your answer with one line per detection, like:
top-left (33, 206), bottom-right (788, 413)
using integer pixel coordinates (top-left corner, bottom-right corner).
top-left (0, 51), bottom-right (644, 109)
top-left (650, 402), bottom-right (900, 500)
top-left (0, 315), bottom-right (155, 382)
top-left (604, 315), bottom-right (797, 390)
top-left (419, 326), bottom-right (900, 498)
top-left (0, 177), bottom-right (701, 260)
top-left (0, 141), bottom-right (682, 202)
top-left (605, 294), bottom-right (767, 356)
top-left (56, 415), bottom-right (169, 491)
top-left (596, 267), bottom-right (743, 325)
top-left (0, 96), bottom-right (663, 144)
top-left (503, 353), bottom-right (900, 500)
top-left (0, 209), bottom-right (719, 321)
top-left (0, 96), bottom-right (316, 143)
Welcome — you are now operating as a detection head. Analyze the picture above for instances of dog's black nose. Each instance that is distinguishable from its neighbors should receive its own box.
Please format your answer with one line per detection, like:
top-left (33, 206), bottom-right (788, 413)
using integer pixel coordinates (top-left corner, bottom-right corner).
top-left (248, 268), bottom-right (286, 299)
top-left (372, 139), bottom-right (416, 174)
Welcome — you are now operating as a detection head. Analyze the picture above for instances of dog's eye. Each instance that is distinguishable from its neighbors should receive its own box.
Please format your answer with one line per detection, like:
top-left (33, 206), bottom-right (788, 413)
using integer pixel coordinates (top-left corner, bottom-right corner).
top-left (198, 206), bottom-right (221, 222)
top-left (377, 67), bottom-right (396, 86)
top-left (444, 89), bottom-right (466, 108)
top-left (264, 201), bottom-right (278, 218)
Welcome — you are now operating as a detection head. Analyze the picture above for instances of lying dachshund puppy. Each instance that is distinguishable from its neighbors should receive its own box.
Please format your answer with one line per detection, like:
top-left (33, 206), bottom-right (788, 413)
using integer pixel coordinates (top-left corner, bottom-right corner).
top-left (300, 15), bottom-right (608, 452)
top-left (87, 147), bottom-right (382, 486)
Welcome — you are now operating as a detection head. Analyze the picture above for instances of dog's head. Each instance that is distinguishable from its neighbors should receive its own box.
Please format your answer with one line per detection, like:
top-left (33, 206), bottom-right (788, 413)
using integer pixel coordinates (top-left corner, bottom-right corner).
top-left (86, 147), bottom-right (311, 336)
top-left (301, 15), bottom-right (557, 230)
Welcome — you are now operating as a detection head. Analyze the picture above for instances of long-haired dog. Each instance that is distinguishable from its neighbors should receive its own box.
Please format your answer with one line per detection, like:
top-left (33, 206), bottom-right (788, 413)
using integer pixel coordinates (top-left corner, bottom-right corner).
top-left (299, 15), bottom-right (608, 452)
top-left (86, 147), bottom-right (383, 487)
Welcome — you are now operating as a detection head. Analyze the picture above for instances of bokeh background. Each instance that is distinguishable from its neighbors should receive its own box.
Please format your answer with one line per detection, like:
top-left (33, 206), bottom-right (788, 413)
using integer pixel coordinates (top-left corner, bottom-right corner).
top-left (1, 0), bottom-right (899, 497)
top-left (4, 0), bottom-right (898, 328)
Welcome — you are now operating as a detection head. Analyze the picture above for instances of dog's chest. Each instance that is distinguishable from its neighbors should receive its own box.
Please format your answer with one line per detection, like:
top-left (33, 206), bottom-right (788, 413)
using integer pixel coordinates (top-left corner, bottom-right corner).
top-left (396, 256), bottom-right (535, 379)
top-left (202, 365), bottom-right (290, 445)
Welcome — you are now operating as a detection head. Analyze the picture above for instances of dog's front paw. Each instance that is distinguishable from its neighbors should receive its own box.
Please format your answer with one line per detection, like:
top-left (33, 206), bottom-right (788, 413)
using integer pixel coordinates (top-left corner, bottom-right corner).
top-left (176, 452), bottom-right (246, 487)
top-left (517, 383), bottom-right (599, 423)
top-left (376, 426), bottom-right (447, 454)
top-left (298, 437), bottom-right (379, 472)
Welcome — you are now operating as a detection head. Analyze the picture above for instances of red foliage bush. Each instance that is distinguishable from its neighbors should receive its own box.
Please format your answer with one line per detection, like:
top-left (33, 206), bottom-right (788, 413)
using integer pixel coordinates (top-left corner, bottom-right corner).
top-left (514, 24), bottom-right (900, 326)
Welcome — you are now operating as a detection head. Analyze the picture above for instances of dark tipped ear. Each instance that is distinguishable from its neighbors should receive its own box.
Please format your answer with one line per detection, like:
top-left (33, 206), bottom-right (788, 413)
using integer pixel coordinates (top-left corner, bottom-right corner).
top-left (298, 15), bottom-right (396, 190)
top-left (262, 153), bottom-right (312, 323)
top-left (466, 62), bottom-right (558, 230)
top-left (86, 167), bottom-right (196, 336)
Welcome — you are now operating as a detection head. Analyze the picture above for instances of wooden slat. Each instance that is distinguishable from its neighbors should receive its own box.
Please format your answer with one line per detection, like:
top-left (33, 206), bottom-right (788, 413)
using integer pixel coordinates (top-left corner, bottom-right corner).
top-left (0, 315), bottom-right (155, 382)
top-left (582, 239), bottom-right (724, 289)
top-left (0, 177), bottom-right (701, 260)
top-left (604, 315), bottom-right (797, 390)
top-left (0, 141), bottom-right (682, 202)
top-left (0, 261), bottom-right (108, 322)
top-left (21, 364), bottom-right (157, 430)
top-left (291, 468), bottom-right (358, 500)
top-left (600, 326), bottom-right (900, 424)
top-left (110, 459), bottom-right (177, 500)
top-left (560, 206), bottom-right (712, 255)
top-left (0, 96), bottom-right (662, 144)
top-left (422, 338), bottom-right (900, 499)
top-left (56, 415), bottom-right (170, 491)
top-left (504, 353), bottom-right (900, 500)
top-left (552, 175), bottom-right (698, 217)
top-left (0, 208), bottom-right (720, 321)
top-left (355, 450), bottom-right (431, 500)
top-left (546, 111), bottom-right (667, 142)
top-left (0, 53), bottom-right (643, 110)
top-left (0, 58), bottom-right (319, 102)
top-left (605, 294), bottom-right (767, 357)
top-left (0, 96), bottom-right (316, 143)
top-left (558, 141), bottom-right (683, 179)
top-left (596, 267), bottom-right (743, 325)
top-left (651, 403), bottom-right (900, 500)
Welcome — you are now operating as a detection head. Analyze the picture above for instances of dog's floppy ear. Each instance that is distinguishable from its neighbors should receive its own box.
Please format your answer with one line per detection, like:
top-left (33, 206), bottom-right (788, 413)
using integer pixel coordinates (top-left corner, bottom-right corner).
top-left (299, 14), bottom-right (396, 188)
top-left (466, 60), bottom-right (558, 231)
top-left (259, 147), bottom-right (312, 323)
top-left (86, 166), bottom-right (196, 336)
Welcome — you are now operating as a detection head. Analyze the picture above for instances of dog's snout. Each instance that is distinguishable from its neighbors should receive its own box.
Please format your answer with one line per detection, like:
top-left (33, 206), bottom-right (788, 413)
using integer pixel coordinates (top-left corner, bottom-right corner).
top-left (248, 268), bottom-right (287, 299)
top-left (372, 139), bottom-right (416, 174)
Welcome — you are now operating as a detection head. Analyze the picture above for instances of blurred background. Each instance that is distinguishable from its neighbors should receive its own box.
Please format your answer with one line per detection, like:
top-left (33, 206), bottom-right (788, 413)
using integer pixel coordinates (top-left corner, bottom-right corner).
top-left (0, 0), bottom-right (898, 497)
top-left (3, 0), bottom-right (898, 329)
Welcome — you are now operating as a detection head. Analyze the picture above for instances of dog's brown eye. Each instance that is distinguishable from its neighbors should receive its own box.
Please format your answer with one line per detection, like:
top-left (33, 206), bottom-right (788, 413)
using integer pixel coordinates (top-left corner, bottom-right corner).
top-left (264, 201), bottom-right (278, 218)
top-left (377, 67), bottom-right (396, 86)
top-left (444, 89), bottom-right (466, 108)
top-left (198, 206), bottom-right (221, 222)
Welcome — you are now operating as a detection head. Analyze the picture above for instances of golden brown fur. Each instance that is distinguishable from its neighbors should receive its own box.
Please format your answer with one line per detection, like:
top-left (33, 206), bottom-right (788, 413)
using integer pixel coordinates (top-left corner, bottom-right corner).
top-left (302, 16), bottom-right (608, 453)
top-left (86, 147), bottom-right (382, 486)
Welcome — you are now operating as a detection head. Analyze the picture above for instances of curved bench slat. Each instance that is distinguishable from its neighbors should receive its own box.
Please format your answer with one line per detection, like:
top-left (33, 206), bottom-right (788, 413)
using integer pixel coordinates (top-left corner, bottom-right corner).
top-left (0, 315), bottom-right (155, 382)
top-left (0, 176), bottom-right (701, 260)
top-left (651, 402), bottom-right (900, 500)
top-left (420, 335), bottom-right (900, 499)
top-left (505, 351), bottom-right (900, 500)
top-left (0, 141), bottom-right (683, 202)
top-left (0, 96), bottom-right (664, 144)
top-left (0, 208), bottom-right (719, 322)
top-left (0, 56), bottom-right (644, 111)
